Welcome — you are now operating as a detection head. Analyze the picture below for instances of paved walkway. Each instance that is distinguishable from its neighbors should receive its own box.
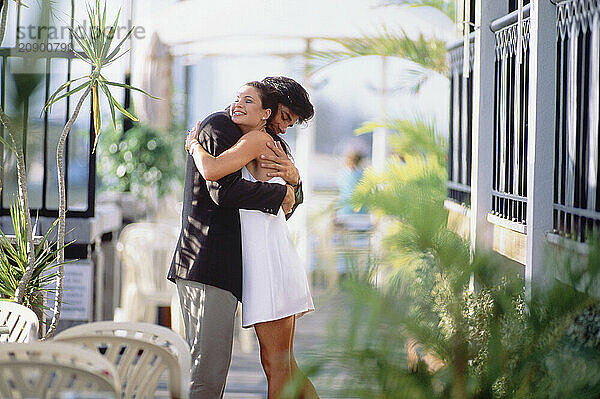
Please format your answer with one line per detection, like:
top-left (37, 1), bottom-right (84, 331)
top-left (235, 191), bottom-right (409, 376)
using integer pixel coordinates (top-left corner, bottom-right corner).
top-left (224, 288), bottom-right (343, 398)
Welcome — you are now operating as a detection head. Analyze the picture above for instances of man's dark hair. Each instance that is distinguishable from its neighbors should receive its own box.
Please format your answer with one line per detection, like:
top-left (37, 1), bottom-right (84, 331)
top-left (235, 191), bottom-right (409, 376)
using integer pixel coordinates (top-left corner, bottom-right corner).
top-left (261, 76), bottom-right (315, 123)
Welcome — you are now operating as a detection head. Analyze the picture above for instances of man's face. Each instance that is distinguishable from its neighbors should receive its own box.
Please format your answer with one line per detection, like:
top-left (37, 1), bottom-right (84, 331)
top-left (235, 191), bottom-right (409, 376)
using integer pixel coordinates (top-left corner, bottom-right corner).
top-left (268, 104), bottom-right (299, 134)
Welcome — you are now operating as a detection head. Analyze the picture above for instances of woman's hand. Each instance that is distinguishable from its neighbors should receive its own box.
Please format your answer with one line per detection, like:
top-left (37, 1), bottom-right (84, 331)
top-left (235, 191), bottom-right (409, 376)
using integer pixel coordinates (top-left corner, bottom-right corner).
top-left (185, 121), bottom-right (201, 152)
top-left (260, 141), bottom-right (300, 186)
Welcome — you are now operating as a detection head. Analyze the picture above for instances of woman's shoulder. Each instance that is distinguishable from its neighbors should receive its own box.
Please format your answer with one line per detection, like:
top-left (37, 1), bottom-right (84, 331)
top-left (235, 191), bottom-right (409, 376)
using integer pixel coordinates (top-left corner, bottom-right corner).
top-left (243, 129), bottom-right (274, 144)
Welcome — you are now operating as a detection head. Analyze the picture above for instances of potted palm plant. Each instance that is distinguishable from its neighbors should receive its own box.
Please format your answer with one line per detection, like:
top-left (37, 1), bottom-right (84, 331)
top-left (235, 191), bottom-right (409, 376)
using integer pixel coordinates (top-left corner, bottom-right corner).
top-left (0, 199), bottom-right (71, 333)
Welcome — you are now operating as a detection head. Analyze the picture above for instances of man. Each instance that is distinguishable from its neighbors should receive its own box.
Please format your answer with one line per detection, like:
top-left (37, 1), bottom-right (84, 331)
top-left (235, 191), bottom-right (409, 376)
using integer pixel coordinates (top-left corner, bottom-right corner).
top-left (168, 76), bottom-right (314, 398)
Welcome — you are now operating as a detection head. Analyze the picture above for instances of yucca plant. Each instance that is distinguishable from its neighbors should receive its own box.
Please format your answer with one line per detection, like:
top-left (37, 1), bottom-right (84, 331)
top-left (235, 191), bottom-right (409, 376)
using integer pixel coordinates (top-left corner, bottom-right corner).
top-left (0, 199), bottom-right (71, 314)
top-left (37, 0), bottom-right (156, 337)
top-left (0, 0), bottom-right (38, 310)
top-left (1, 0), bottom-right (158, 338)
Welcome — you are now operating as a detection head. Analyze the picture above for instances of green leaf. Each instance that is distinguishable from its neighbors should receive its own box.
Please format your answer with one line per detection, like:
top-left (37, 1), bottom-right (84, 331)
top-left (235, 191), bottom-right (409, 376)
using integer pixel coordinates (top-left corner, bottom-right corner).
top-left (101, 1), bottom-right (107, 33)
top-left (308, 28), bottom-right (447, 82)
top-left (382, 0), bottom-right (455, 22)
top-left (34, 218), bottom-right (58, 258)
top-left (0, 197), bottom-right (70, 310)
top-left (0, 133), bottom-right (17, 153)
top-left (103, 47), bottom-right (130, 67)
top-left (98, 79), bottom-right (117, 130)
top-left (86, 3), bottom-right (99, 58)
top-left (45, 80), bottom-right (90, 111)
top-left (111, 94), bottom-right (138, 122)
top-left (104, 79), bottom-right (160, 100)
top-left (70, 27), bottom-right (96, 62)
top-left (44, 75), bottom-right (88, 114)
top-left (71, 49), bottom-right (92, 65)
top-left (354, 116), bottom-right (447, 166)
top-left (100, 8), bottom-right (121, 62)
top-left (91, 82), bottom-right (102, 150)
top-left (354, 121), bottom-right (385, 135)
top-left (104, 26), bottom-right (133, 64)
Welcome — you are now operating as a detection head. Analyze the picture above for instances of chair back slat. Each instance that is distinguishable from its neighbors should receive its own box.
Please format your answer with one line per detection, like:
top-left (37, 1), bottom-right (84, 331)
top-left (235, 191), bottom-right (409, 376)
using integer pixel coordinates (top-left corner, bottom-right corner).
top-left (117, 223), bottom-right (180, 323)
top-left (54, 321), bottom-right (190, 399)
top-left (0, 301), bottom-right (39, 343)
top-left (0, 342), bottom-right (121, 399)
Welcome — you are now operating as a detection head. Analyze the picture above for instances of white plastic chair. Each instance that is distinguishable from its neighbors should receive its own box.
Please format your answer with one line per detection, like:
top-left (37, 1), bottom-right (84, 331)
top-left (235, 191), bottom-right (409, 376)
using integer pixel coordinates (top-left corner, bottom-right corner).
top-left (117, 223), bottom-right (182, 331)
top-left (0, 300), bottom-right (39, 343)
top-left (0, 342), bottom-right (121, 399)
top-left (54, 321), bottom-right (191, 399)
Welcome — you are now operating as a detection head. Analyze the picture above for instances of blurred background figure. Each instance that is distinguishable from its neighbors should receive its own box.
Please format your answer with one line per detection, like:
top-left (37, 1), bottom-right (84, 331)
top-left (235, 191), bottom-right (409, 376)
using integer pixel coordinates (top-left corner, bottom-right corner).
top-left (336, 144), bottom-right (368, 219)
top-left (331, 140), bottom-right (373, 280)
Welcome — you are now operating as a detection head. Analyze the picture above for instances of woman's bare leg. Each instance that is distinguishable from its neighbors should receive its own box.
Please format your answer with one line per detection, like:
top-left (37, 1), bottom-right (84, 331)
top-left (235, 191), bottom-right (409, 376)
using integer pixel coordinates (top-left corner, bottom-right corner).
top-left (255, 316), bottom-right (295, 398)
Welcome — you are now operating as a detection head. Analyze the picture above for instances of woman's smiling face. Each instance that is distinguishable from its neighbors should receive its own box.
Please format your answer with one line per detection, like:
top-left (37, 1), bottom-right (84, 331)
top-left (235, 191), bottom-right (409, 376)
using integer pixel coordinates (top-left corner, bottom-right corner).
top-left (230, 85), bottom-right (271, 132)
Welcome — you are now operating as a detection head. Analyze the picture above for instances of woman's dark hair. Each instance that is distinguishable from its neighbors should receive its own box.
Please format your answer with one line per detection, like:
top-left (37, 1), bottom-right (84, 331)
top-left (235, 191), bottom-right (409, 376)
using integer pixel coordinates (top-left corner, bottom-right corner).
top-left (244, 81), bottom-right (278, 126)
top-left (261, 76), bottom-right (314, 123)
top-left (245, 80), bottom-right (293, 157)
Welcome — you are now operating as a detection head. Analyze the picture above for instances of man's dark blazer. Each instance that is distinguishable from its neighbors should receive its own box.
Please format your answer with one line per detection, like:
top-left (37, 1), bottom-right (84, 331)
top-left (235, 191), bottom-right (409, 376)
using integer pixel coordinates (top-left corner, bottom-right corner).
top-left (168, 111), bottom-right (303, 301)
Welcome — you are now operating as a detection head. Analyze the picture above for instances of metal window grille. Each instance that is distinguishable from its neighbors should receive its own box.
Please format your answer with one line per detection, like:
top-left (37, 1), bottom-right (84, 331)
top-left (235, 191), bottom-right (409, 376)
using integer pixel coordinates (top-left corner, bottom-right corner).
top-left (508, 0), bottom-right (531, 13)
top-left (491, 14), bottom-right (530, 226)
top-left (553, 0), bottom-right (600, 242)
top-left (0, 2), bottom-right (96, 219)
top-left (447, 36), bottom-right (474, 207)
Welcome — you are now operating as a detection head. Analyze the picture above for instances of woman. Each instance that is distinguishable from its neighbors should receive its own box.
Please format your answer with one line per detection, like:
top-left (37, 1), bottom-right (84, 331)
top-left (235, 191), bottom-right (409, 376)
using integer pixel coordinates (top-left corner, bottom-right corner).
top-left (186, 81), bottom-right (318, 399)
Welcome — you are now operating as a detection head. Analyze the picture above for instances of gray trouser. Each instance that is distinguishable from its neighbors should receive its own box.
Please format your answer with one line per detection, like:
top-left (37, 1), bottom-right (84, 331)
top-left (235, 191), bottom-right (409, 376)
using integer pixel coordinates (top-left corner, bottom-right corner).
top-left (176, 279), bottom-right (238, 399)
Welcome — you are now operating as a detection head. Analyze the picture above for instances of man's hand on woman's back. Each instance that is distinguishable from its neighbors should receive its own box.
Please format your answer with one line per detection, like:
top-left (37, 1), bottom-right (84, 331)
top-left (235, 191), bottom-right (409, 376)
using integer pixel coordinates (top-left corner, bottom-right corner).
top-left (261, 141), bottom-right (300, 186)
top-left (282, 185), bottom-right (295, 215)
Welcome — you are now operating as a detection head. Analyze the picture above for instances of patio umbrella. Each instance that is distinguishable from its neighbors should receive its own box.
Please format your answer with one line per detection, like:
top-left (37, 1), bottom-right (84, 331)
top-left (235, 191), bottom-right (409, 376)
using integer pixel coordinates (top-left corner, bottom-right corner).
top-left (140, 32), bottom-right (173, 132)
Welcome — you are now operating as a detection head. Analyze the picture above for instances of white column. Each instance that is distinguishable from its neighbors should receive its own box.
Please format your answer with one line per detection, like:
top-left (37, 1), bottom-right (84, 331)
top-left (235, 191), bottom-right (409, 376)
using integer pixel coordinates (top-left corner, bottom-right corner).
top-left (294, 39), bottom-right (315, 272)
top-left (526, 0), bottom-right (557, 295)
top-left (295, 120), bottom-right (315, 271)
top-left (372, 57), bottom-right (388, 173)
top-left (470, 0), bottom-right (505, 254)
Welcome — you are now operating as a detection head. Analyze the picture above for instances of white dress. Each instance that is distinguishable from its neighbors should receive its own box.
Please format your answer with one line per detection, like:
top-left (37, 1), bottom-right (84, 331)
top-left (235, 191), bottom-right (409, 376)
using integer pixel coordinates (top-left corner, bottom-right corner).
top-left (240, 166), bottom-right (315, 328)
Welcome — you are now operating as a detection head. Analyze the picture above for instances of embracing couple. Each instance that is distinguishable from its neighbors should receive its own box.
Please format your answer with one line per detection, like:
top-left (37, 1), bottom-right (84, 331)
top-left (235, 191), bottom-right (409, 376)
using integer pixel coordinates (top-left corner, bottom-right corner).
top-left (168, 76), bottom-right (319, 399)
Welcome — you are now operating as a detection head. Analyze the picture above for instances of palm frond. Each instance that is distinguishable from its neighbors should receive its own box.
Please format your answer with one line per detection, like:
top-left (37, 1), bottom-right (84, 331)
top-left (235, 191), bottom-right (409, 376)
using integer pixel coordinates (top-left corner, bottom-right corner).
top-left (309, 29), bottom-right (447, 77)
top-left (379, 0), bottom-right (456, 22)
top-left (396, 66), bottom-right (432, 95)
top-left (355, 116), bottom-right (447, 166)
top-left (351, 155), bottom-right (447, 231)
